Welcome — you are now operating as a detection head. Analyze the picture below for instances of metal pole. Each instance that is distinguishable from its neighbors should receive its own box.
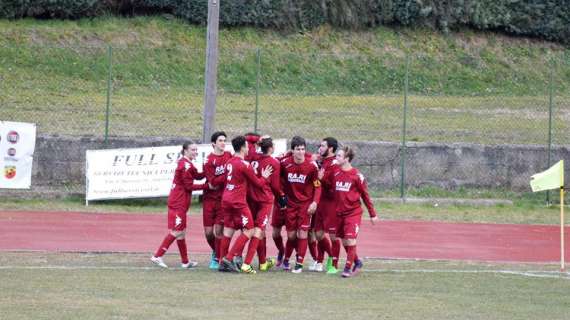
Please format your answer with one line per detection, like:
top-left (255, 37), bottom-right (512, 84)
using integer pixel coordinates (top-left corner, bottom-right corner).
top-left (254, 48), bottom-right (261, 133)
top-left (105, 45), bottom-right (113, 144)
top-left (203, 0), bottom-right (221, 143)
top-left (400, 54), bottom-right (410, 199)
top-left (546, 61), bottom-right (554, 204)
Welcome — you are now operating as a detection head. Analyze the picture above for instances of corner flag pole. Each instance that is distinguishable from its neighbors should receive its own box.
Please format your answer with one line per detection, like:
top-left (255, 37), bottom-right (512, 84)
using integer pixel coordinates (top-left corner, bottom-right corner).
top-left (561, 185), bottom-right (565, 272)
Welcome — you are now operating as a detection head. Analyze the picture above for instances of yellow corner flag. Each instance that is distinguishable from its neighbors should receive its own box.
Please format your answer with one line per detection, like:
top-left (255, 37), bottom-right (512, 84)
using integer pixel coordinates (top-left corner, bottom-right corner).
top-left (530, 160), bottom-right (564, 192)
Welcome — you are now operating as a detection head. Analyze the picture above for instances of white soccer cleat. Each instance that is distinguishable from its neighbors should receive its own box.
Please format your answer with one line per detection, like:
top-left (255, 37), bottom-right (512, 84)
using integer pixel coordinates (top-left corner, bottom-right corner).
top-left (314, 262), bottom-right (324, 272)
top-left (181, 261), bottom-right (198, 269)
top-left (151, 256), bottom-right (168, 268)
top-left (308, 260), bottom-right (318, 271)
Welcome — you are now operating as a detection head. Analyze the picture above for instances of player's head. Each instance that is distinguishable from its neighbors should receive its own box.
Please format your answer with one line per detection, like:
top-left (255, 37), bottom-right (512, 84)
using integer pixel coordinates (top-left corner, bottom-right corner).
top-left (182, 141), bottom-right (199, 160)
top-left (319, 137), bottom-right (338, 157)
top-left (210, 131), bottom-right (227, 152)
top-left (291, 136), bottom-right (306, 163)
top-left (336, 146), bottom-right (354, 166)
top-left (231, 135), bottom-right (248, 155)
top-left (259, 137), bottom-right (274, 155)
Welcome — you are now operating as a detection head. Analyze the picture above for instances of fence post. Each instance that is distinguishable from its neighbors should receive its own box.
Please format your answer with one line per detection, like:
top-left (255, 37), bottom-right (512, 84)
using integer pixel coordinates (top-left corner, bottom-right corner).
top-left (104, 45), bottom-right (113, 144)
top-left (400, 54), bottom-right (410, 200)
top-left (254, 48), bottom-right (261, 133)
top-left (546, 59), bottom-right (555, 204)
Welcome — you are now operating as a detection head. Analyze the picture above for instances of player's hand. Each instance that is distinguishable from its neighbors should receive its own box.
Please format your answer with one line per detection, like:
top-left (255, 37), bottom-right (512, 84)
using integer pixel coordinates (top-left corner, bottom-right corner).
top-left (370, 216), bottom-right (379, 225)
top-left (208, 182), bottom-right (217, 190)
top-left (278, 194), bottom-right (288, 209)
top-left (261, 165), bottom-right (274, 178)
top-left (318, 168), bottom-right (325, 180)
top-left (308, 201), bottom-right (317, 215)
top-left (311, 154), bottom-right (318, 162)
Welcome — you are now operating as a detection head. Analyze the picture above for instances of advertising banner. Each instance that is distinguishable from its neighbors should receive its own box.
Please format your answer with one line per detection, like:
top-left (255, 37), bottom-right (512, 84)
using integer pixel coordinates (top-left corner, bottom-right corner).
top-left (0, 121), bottom-right (36, 189)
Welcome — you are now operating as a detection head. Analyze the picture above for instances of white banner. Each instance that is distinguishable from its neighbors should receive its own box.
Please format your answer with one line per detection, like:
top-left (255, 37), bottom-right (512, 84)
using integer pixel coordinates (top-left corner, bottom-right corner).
top-left (0, 121), bottom-right (36, 189)
top-left (85, 139), bottom-right (287, 201)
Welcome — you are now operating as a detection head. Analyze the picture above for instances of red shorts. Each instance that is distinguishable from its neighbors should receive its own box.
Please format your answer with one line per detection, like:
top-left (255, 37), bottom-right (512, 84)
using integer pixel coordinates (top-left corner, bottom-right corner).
top-left (250, 201), bottom-right (273, 229)
top-left (202, 198), bottom-right (224, 227)
top-left (319, 199), bottom-right (339, 235)
top-left (167, 209), bottom-right (187, 231)
top-left (222, 203), bottom-right (254, 230)
top-left (311, 206), bottom-right (325, 232)
top-left (336, 211), bottom-right (362, 239)
top-left (285, 202), bottom-right (312, 232)
top-left (271, 202), bottom-right (286, 228)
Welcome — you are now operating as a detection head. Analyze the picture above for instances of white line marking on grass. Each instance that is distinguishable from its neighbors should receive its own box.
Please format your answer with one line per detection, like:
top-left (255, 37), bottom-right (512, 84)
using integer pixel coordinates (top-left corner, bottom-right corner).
top-left (0, 266), bottom-right (568, 279)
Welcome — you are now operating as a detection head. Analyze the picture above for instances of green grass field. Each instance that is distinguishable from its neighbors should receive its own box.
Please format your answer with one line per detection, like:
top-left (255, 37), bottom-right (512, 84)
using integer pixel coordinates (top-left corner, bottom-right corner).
top-left (1, 252), bottom-right (568, 320)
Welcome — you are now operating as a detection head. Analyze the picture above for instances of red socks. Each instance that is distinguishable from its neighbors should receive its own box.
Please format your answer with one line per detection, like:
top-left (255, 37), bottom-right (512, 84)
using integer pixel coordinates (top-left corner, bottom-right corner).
top-left (332, 238), bottom-right (341, 268)
top-left (296, 238), bottom-right (308, 264)
top-left (308, 240), bottom-right (318, 261)
top-left (225, 233), bottom-right (250, 261)
top-left (317, 237), bottom-right (332, 263)
top-left (215, 237), bottom-right (222, 261)
top-left (285, 238), bottom-right (297, 260)
top-left (154, 233), bottom-right (176, 257)
top-left (273, 234), bottom-right (285, 256)
top-left (176, 239), bottom-right (189, 264)
top-left (245, 237), bottom-right (260, 265)
top-left (220, 236), bottom-right (232, 262)
top-left (344, 245), bottom-right (356, 271)
top-left (206, 234), bottom-right (216, 252)
top-left (257, 237), bottom-right (267, 265)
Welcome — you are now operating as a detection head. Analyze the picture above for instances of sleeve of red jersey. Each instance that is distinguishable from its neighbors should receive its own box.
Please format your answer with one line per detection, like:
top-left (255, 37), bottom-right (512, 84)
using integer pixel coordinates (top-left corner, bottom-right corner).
top-left (358, 173), bottom-right (377, 218)
top-left (203, 158), bottom-right (225, 187)
top-left (243, 161), bottom-right (268, 189)
top-left (182, 165), bottom-right (207, 192)
top-left (191, 165), bottom-right (206, 180)
top-left (310, 164), bottom-right (322, 204)
top-left (269, 160), bottom-right (283, 198)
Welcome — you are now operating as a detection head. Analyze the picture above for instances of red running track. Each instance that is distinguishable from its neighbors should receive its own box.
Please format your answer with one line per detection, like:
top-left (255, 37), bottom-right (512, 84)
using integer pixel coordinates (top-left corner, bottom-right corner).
top-left (0, 211), bottom-right (568, 263)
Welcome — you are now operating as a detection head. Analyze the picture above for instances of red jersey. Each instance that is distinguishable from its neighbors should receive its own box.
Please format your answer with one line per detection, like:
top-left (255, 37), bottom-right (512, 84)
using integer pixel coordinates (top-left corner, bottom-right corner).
top-left (280, 156), bottom-right (321, 206)
top-left (202, 151), bottom-right (232, 201)
top-left (331, 167), bottom-right (377, 217)
top-left (248, 154), bottom-right (281, 203)
top-left (318, 156), bottom-right (339, 200)
top-left (222, 156), bottom-right (268, 206)
top-left (168, 156), bottom-right (206, 211)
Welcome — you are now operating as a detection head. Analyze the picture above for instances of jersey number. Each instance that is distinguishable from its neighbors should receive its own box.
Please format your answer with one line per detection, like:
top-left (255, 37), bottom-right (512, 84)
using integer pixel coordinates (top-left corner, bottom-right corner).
top-left (226, 164), bottom-right (233, 181)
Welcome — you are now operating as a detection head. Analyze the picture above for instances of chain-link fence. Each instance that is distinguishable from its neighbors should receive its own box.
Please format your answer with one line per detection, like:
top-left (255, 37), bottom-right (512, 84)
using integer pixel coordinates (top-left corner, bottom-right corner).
top-left (1, 44), bottom-right (568, 200)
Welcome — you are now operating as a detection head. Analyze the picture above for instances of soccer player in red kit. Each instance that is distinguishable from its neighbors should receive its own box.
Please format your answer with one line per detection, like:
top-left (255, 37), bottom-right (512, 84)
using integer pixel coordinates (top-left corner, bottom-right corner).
top-left (151, 142), bottom-right (209, 269)
top-left (280, 136), bottom-right (321, 273)
top-left (202, 131), bottom-right (232, 269)
top-left (218, 135), bottom-right (274, 274)
top-left (311, 137), bottom-right (338, 273)
top-left (326, 146), bottom-right (379, 278)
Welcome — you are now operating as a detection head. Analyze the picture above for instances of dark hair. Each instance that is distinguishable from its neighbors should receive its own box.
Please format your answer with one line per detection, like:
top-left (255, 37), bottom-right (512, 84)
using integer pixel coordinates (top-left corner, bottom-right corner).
top-left (231, 135), bottom-right (247, 153)
top-left (181, 141), bottom-right (194, 155)
top-left (259, 137), bottom-right (273, 154)
top-left (290, 136), bottom-right (306, 150)
top-left (322, 137), bottom-right (338, 153)
top-left (341, 146), bottom-right (355, 162)
top-left (211, 131), bottom-right (227, 143)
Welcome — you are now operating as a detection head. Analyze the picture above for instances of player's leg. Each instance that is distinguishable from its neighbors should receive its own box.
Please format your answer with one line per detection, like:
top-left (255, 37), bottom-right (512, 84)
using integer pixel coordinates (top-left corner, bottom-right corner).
top-left (327, 215), bottom-right (343, 275)
top-left (283, 206), bottom-right (298, 271)
top-left (341, 213), bottom-right (362, 278)
top-left (292, 204), bottom-right (311, 274)
top-left (224, 206), bottom-right (255, 273)
top-left (271, 203), bottom-right (285, 264)
top-left (151, 209), bottom-right (184, 268)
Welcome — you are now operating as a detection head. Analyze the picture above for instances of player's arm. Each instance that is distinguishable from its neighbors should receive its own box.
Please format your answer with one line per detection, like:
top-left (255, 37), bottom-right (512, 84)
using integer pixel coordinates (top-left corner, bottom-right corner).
top-left (243, 162), bottom-right (270, 189)
top-left (190, 164), bottom-right (206, 180)
top-left (182, 164), bottom-right (207, 192)
top-left (357, 173), bottom-right (378, 223)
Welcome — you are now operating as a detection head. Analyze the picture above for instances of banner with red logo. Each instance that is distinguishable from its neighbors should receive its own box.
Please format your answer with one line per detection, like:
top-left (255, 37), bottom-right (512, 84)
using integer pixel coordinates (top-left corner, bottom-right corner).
top-left (0, 121), bottom-right (36, 189)
top-left (85, 139), bottom-right (286, 202)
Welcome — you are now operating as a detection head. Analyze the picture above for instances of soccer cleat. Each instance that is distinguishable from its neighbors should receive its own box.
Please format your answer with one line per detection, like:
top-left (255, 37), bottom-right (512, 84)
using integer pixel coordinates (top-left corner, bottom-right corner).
top-left (181, 261), bottom-right (198, 269)
top-left (326, 265), bottom-right (339, 275)
top-left (325, 257), bottom-right (333, 270)
top-left (308, 260), bottom-right (318, 271)
top-left (259, 257), bottom-right (276, 272)
top-left (341, 267), bottom-right (352, 278)
top-left (314, 262), bottom-right (324, 272)
top-left (291, 263), bottom-right (303, 274)
top-left (352, 259), bottom-right (363, 276)
top-left (150, 256), bottom-right (168, 268)
top-left (240, 263), bottom-right (257, 274)
top-left (282, 260), bottom-right (291, 271)
top-left (233, 256), bottom-right (244, 271)
top-left (219, 257), bottom-right (239, 273)
top-left (275, 253), bottom-right (284, 267)
top-left (209, 258), bottom-right (220, 270)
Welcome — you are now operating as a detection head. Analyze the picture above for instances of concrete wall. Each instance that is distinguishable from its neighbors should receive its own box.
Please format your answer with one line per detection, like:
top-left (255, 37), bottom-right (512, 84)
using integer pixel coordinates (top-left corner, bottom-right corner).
top-left (4, 135), bottom-right (569, 197)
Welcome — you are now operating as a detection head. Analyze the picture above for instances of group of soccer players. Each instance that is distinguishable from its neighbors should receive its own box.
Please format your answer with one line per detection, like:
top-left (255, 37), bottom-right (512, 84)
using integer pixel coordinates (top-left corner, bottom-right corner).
top-left (151, 131), bottom-right (378, 278)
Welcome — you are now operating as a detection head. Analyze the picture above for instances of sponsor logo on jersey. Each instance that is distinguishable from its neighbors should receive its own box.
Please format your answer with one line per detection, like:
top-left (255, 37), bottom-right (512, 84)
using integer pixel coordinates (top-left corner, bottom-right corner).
top-left (287, 173), bottom-right (307, 183)
top-left (214, 165), bottom-right (225, 176)
top-left (226, 184), bottom-right (235, 191)
top-left (4, 166), bottom-right (16, 179)
top-left (336, 181), bottom-right (352, 192)
top-left (7, 131), bottom-right (19, 144)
